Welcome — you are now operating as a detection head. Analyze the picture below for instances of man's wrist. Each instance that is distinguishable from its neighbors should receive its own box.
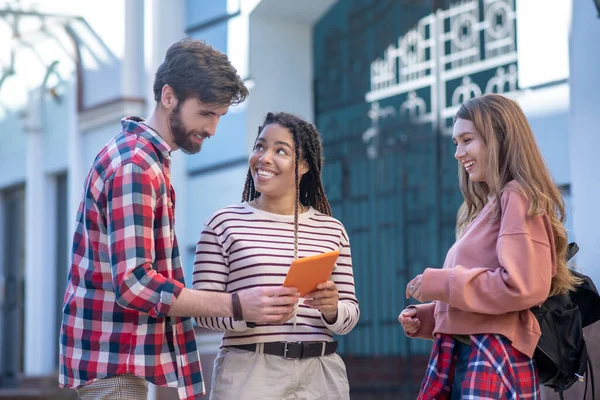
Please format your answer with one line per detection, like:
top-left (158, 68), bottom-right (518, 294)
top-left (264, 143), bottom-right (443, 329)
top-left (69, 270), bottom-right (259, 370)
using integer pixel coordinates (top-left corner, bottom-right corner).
top-left (231, 292), bottom-right (256, 327)
top-left (232, 292), bottom-right (244, 321)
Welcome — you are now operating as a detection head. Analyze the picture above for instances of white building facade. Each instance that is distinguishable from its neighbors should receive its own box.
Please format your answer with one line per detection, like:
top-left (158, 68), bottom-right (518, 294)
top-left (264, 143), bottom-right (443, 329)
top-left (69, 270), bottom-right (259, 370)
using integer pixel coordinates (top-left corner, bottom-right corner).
top-left (0, 0), bottom-right (598, 397)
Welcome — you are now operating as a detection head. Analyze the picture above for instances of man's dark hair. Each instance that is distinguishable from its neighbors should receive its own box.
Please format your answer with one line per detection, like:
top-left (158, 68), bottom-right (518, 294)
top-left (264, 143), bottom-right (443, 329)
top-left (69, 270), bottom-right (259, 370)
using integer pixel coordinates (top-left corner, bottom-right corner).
top-left (153, 38), bottom-right (248, 106)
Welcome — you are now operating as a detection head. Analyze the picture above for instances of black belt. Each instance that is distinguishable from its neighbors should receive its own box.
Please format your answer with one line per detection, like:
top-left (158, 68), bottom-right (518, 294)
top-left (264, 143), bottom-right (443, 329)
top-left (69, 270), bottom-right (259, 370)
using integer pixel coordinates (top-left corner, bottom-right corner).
top-left (226, 341), bottom-right (338, 359)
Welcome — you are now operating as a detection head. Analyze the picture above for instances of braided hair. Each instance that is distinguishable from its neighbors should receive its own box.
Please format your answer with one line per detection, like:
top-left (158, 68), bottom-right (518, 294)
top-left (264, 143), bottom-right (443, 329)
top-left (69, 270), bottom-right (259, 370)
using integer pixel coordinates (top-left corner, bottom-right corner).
top-left (242, 112), bottom-right (332, 258)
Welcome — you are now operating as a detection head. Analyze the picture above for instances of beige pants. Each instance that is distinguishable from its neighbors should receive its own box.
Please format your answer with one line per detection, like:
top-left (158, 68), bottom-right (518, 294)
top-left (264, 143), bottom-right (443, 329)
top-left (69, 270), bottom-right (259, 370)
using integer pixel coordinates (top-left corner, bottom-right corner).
top-left (210, 346), bottom-right (350, 400)
top-left (76, 373), bottom-right (149, 400)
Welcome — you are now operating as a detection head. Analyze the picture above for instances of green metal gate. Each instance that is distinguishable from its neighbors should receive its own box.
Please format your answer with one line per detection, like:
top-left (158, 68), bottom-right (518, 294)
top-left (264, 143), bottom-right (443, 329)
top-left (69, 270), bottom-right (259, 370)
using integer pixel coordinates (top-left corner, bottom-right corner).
top-left (313, 0), bottom-right (518, 396)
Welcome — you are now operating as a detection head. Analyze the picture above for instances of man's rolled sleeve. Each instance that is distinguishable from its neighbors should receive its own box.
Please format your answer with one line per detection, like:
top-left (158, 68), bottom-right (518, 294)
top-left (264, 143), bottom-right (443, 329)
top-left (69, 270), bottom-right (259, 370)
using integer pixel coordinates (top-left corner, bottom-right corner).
top-left (107, 162), bottom-right (184, 316)
top-left (150, 278), bottom-right (184, 318)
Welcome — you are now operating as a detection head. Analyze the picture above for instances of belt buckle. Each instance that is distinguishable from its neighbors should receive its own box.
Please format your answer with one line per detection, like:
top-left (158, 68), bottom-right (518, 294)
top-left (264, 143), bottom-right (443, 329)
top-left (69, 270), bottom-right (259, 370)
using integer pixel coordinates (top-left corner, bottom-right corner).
top-left (319, 342), bottom-right (326, 356)
top-left (284, 341), bottom-right (303, 359)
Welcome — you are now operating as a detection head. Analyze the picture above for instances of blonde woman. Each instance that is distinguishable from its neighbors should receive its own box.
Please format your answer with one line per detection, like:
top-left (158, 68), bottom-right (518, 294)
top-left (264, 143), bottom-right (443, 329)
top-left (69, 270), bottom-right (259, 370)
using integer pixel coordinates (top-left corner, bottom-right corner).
top-left (399, 94), bottom-right (580, 399)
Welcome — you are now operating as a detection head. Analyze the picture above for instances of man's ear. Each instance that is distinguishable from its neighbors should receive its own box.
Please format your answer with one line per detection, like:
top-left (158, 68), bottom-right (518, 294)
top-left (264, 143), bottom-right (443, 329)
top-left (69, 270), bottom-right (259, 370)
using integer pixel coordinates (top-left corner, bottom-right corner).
top-left (160, 85), bottom-right (178, 110)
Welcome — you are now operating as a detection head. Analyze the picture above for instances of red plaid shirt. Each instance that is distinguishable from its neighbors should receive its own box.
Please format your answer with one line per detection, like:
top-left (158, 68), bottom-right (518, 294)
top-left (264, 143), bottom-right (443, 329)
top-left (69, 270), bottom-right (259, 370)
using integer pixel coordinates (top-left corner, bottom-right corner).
top-left (59, 117), bottom-right (204, 399)
top-left (418, 333), bottom-right (539, 399)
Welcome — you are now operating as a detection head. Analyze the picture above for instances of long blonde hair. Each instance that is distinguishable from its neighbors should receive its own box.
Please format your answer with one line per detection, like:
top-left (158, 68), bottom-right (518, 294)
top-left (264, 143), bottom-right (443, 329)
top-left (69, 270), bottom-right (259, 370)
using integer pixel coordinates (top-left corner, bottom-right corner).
top-left (454, 94), bottom-right (579, 296)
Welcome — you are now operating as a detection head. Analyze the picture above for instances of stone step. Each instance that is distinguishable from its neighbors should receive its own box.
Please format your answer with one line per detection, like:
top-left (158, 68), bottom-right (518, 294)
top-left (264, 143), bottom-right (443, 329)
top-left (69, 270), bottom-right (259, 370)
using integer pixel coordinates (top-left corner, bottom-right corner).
top-left (0, 388), bottom-right (77, 400)
top-left (0, 374), bottom-right (77, 399)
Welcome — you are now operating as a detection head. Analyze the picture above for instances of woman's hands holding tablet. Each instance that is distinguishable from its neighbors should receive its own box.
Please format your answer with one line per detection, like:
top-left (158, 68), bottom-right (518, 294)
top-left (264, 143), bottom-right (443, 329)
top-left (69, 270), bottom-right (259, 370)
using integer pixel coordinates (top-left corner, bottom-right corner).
top-left (304, 281), bottom-right (339, 324)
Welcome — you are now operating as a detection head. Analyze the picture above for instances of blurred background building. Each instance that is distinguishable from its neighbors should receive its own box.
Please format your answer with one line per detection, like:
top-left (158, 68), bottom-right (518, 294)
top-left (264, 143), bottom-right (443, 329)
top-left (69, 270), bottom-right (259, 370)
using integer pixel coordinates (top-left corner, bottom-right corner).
top-left (0, 0), bottom-right (598, 398)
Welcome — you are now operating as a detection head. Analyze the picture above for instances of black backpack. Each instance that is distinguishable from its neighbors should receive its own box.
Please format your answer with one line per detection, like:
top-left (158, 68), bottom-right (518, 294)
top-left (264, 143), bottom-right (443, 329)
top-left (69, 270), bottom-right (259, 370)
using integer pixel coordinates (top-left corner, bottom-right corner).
top-left (531, 243), bottom-right (600, 400)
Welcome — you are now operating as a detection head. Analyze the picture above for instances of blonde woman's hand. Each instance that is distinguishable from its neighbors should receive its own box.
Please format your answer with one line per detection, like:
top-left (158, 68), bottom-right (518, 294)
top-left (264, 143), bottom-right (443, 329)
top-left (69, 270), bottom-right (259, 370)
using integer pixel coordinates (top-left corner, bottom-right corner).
top-left (406, 274), bottom-right (424, 302)
top-left (398, 307), bottom-right (420, 336)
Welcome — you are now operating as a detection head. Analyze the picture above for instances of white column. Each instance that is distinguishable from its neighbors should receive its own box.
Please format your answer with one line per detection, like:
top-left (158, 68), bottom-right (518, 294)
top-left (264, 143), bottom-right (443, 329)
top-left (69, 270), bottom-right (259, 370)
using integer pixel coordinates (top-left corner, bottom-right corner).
top-left (23, 89), bottom-right (55, 374)
top-left (145, 0), bottom-right (188, 265)
top-left (123, 0), bottom-right (145, 99)
top-left (144, 3), bottom-right (186, 399)
top-left (145, 0), bottom-right (186, 112)
top-left (246, 0), bottom-right (336, 152)
top-left (65, 78), bottom-right (83, 382)
top-left (0, 192), bottom-right (4, 331)
top-left (0, 192), bottom-right (4, 375)
top-left (67, 78), bottom-right (83, 244)
top-left (568, 1), bottom-right (600, 285)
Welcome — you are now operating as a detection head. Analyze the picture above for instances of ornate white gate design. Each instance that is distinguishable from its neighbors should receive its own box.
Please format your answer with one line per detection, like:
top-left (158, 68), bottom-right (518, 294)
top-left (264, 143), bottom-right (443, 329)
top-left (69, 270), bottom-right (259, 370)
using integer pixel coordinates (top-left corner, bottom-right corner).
top-left (364, 0), bottom-right (518, 157)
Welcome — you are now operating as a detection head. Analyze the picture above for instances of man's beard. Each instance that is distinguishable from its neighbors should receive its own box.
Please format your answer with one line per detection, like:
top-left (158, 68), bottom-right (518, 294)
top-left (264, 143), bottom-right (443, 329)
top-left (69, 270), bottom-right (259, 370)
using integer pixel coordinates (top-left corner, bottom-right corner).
top-left (168, 105), bottom-right (206, 154)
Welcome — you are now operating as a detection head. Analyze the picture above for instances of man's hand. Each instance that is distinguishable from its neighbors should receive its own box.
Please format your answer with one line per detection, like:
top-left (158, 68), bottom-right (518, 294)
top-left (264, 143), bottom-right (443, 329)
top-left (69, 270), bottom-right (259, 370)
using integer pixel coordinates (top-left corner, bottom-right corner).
top-left (237, 286), bottom-right (300, 324)
top-left (304, 281), bottom-right (339, 323)
top-left (270, 308), bottom-right (297, 325)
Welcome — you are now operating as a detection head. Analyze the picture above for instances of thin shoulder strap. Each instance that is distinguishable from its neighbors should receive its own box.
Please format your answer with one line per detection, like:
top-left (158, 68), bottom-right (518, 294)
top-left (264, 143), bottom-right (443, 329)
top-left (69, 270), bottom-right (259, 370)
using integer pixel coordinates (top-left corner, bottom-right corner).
top-left (567, 242), bottom-right (579, 261)
top-left (589, 357), bottom-right (595, 400)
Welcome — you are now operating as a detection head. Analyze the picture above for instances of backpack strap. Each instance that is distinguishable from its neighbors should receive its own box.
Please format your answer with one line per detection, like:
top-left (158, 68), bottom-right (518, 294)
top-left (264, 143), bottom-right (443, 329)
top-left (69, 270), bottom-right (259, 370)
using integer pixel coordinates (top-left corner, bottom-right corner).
top-left (589, 357), bottom-right (595, 400)
top-left (567, 242), bottom-right (579, 261)
top-left (583, 366), bottom-right (588, 400)
top-left (581, 357), bottom-right (596, 400)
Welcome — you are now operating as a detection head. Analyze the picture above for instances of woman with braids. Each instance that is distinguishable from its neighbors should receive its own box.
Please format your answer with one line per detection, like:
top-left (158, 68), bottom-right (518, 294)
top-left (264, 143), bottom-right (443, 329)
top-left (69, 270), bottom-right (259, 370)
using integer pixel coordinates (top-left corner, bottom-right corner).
top-left (398, 94), bottom-right (581, 399)
top-left (192, 112), bottom-right (359, 399)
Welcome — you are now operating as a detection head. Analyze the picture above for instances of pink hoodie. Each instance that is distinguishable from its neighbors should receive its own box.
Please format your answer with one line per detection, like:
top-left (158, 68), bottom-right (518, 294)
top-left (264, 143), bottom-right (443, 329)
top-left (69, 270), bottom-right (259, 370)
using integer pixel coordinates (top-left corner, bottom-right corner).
top-left (408, 181), bottom-right (556, 358)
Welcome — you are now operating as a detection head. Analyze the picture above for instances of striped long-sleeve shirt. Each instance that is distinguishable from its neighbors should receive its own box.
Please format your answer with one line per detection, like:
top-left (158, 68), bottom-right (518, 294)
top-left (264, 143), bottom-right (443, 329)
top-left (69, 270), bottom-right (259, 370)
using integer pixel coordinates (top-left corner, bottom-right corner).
top-left (192, 203), bottom-right (359, 346)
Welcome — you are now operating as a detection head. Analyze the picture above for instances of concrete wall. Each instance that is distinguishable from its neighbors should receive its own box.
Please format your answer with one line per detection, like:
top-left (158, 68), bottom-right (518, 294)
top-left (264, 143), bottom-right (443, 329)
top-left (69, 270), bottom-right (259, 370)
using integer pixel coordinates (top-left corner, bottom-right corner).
top-left (568, 0), bottom-right (600, 286)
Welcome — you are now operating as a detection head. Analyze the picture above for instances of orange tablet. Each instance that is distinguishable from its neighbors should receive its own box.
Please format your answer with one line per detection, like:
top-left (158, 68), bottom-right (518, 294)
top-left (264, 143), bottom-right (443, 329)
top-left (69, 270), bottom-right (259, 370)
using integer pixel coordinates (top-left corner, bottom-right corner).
top-left (283, 250), bottom-right (340, 297)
